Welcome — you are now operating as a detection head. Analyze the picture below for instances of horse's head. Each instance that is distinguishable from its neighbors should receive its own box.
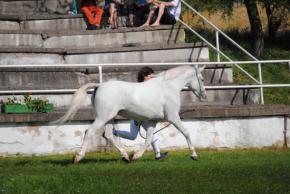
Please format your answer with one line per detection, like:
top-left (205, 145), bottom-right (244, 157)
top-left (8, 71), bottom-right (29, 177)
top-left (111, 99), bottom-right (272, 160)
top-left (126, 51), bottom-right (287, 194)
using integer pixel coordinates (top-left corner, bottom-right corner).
top-left (187, 65), bottom-right (207, 101)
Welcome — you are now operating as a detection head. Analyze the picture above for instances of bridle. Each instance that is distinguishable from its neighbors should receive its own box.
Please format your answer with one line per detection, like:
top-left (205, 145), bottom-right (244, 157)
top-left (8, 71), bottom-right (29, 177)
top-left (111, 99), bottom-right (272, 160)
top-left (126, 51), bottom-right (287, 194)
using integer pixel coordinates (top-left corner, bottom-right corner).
top-left (193, 66), bottom-right (206, 100)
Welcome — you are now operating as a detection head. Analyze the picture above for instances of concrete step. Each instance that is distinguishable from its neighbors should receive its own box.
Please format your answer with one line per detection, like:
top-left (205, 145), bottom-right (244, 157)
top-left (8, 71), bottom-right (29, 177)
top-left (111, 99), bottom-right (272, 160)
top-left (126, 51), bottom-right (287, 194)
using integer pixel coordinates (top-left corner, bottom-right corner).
top-left (0, 63), bottom-right (256, 106)
top-left (0, 42), bottom-right (209, 64)
top-left (0, 88), bottom-right (259, 110)
top-left (0, 14), bottom-right (87, 31)
top-left (0, 0), bottom-right (73, 15)
top-left (0, 64), bottom-right (232, 89)
top-left (0, 14), bottom-right (132, 31)
top-left (0, 26), bottom-right (185, 48)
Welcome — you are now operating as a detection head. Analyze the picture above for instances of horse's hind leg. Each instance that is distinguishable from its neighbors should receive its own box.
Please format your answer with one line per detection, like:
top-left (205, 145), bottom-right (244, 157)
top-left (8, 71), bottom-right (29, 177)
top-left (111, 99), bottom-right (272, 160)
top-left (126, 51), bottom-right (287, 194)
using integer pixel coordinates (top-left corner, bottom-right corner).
top-left (73, 118), bottom-right (108, 163)
top-left (167, 113), bottom-right (198, 160)
top-left (131, 121), bottom-right (156, 161)
top-left (103, 123), bottom-right (130, 162)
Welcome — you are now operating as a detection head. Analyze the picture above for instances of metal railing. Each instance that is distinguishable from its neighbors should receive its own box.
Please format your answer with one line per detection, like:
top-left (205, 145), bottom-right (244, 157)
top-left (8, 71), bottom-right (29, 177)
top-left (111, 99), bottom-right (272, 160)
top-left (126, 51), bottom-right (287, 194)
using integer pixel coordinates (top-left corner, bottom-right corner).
top-left (0, 61), bottom-right (289, 98)
top-left (179, 0), bottom-right (268, 103)
top-left (0, 2), bottom-right (289, 104)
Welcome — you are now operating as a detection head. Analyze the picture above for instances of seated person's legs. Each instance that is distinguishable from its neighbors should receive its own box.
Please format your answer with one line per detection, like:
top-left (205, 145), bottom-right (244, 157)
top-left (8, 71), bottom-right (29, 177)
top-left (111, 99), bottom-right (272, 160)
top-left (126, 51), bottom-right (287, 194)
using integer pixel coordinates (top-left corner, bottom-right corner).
top-left (128, 3), bottom-right (138, 27)
top-left (109, 0), bottom-right (125, 29)
top-left (93, 6), bottom-right (104, 27)
top-left (150, 3), bottom-right (165, 26)
top-left (159, 7), bottom-right (176, 25)
top-left (113, 4), bottom-right (118, 28)
top-left (150, 2), bottom-right (176, 27)
top-left (82, 5), bottom-right (103, 29)
top-left (81, 6), bottom-right (94, 24)
top-left (108, 2), bottom-right (117, 28)
top-left (140, 5), bottom-right (158, 27)
top-left (135, 5), bottom-right (150, 26)
top-left (128, 3), bottom-right (149, 27)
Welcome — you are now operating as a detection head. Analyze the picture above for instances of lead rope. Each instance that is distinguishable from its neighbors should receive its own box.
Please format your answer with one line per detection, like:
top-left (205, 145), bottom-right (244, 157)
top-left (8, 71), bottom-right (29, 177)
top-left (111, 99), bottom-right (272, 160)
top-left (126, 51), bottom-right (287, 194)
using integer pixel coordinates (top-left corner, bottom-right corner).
top-left (138, 110), bottom-right (189, 139)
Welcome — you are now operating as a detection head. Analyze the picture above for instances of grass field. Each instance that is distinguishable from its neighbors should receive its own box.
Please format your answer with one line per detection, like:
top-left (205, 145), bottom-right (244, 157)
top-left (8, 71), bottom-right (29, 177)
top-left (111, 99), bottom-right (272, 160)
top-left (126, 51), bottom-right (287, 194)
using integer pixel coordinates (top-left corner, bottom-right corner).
top-left (1, 148), bottom-right (290, 194)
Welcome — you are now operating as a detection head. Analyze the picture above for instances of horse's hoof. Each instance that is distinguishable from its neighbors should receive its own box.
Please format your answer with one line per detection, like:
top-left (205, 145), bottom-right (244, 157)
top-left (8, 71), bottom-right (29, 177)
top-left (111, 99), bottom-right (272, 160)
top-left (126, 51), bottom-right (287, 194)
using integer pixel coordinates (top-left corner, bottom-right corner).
top-left (129, 153), bottom-right (135, 161)
top-left (121, 157), bottom-right (130, 163)
top-left (72, 156), bottom-right (77, 164)
top-left (72, 155), bottom-right (80, 164)
top-left (190, 156), bottom-right (198, 161)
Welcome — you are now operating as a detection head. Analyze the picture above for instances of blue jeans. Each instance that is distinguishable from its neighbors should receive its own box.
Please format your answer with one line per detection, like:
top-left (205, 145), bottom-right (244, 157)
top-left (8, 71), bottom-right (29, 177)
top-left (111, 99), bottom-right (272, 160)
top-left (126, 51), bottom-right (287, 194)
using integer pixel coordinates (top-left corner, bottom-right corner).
top-left (114, 120), bottom-right (160, 154)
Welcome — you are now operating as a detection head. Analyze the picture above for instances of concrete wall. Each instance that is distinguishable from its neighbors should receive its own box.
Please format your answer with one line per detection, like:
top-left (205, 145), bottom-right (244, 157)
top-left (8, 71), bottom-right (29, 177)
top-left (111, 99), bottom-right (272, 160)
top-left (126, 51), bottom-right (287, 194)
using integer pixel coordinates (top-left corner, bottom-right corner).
top-left (0, 0), bottom-right (73, 15)
top-left (0, 29), bottom-right (185, 48)
top-left (0, 67), bottom-right (232, 89)
top-left (0, 47), bottom-right (209, 65)
top-left (0, 16), bottom-right (126, 31)
top-left (0, 116), bottom-right (288, 156)
top-left (43, 30), bottom-right (185, 48)
top-left (23, 18), bottom-right (87, 31)
top-left (65, 47), bottom-right (210, 63)
top-left (0, 21), bottom-right (20, 31)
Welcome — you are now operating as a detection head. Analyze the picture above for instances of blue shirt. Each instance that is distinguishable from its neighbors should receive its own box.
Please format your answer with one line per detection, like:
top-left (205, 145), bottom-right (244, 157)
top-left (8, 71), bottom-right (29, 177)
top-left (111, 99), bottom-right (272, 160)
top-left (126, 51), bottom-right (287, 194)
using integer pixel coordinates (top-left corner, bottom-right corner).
top-left (136, 0), bottom-right (147, 5)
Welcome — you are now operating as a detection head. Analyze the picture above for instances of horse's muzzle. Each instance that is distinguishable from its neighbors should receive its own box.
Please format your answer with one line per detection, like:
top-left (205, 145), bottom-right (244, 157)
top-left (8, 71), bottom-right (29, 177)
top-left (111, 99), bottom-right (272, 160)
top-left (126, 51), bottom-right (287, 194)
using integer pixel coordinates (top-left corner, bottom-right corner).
top-left (199, 91), bottom-right (207, 101)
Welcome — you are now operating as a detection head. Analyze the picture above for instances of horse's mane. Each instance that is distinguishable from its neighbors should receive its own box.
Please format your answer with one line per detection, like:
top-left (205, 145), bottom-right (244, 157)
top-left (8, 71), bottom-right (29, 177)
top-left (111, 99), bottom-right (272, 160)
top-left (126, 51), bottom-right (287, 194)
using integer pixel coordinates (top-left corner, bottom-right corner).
top-left (154, 66), bottom-right (193, 81)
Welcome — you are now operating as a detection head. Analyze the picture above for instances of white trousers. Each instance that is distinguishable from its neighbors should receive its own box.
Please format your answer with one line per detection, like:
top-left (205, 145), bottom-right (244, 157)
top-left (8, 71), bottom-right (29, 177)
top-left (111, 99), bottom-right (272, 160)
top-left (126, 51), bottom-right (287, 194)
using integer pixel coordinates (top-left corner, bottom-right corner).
top-left (114, 120), bottom-right (160, 155)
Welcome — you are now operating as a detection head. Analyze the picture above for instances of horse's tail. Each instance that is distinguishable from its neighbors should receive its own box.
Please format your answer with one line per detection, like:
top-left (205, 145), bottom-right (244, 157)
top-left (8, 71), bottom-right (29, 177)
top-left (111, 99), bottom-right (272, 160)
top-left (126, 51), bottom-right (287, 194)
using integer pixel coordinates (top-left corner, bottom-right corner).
top-left (51, 83), bottom-right (99, 125)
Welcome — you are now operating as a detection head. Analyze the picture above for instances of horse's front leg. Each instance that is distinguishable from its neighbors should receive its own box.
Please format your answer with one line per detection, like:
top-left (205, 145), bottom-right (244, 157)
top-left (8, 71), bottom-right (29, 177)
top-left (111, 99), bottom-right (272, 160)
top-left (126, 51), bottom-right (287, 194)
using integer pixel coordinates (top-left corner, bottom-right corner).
top-left (167, 113), bottom-right (198, 160)
top-left (131, 121), bottom-right (156, 161)
top-left (103, 123), bottom-right (130, 162)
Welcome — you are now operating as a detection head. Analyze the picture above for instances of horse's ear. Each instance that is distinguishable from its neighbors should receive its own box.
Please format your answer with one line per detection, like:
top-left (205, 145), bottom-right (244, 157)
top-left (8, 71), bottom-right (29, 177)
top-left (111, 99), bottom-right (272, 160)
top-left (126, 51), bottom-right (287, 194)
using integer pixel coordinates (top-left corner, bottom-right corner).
top-left (198, 65), bottom-right (206, 72)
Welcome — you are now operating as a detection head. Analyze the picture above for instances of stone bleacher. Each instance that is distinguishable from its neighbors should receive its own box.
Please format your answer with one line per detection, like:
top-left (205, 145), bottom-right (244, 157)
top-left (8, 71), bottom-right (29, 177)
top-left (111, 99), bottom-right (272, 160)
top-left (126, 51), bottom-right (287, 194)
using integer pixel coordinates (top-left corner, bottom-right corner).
top-left (0, 0), bottom-right (74, 15)
top-left (0, 11), bottom-right (259, 109)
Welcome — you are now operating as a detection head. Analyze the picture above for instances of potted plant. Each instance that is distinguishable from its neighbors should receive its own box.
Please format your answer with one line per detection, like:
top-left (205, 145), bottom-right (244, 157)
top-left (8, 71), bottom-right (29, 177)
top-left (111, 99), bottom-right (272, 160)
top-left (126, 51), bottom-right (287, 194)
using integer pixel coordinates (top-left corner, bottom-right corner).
top-left (2, 95), bottom-right (54, 113)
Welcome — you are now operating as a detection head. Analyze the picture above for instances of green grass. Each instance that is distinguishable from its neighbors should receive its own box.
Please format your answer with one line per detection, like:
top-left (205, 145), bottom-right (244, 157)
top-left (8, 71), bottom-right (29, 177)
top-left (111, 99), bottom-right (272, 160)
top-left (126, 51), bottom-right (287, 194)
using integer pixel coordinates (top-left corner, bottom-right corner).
top-left (1, 149), bottom-right (290, 194)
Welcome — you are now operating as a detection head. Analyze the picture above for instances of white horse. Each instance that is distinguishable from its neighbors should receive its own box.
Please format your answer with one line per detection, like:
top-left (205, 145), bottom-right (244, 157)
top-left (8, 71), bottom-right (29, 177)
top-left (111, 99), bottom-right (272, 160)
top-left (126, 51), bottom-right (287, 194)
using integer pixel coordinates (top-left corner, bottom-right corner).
top-left (53, 65), bottom-right (206, 163)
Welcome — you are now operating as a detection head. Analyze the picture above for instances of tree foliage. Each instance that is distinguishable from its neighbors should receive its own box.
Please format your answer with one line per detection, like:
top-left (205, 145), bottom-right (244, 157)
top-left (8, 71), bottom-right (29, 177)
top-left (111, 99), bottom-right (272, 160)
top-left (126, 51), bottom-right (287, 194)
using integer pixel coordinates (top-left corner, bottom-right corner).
top-left (261, 0), bottom-right (289, 39)
top-left (187, 0), bottom-right (289, 57)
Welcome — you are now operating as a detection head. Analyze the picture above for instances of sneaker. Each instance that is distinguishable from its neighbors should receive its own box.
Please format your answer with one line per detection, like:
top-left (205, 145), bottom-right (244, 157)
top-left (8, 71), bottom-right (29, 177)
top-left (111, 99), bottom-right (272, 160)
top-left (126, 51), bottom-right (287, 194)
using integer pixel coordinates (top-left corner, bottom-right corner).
top-left (155, 152), bottom-right (168, 161)
top-left (86, 24), bottom-right (100, 30)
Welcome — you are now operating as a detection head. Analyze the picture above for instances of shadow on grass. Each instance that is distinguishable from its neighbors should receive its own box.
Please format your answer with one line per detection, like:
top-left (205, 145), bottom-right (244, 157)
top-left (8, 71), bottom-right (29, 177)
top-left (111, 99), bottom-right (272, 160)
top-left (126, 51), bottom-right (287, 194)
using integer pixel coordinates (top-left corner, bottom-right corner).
top-left (41, 158), bottom-right (122, 166)
top-left (16, 160), bottom-right (30, 166)
top-left (14, 155), bottom-right (162, 167)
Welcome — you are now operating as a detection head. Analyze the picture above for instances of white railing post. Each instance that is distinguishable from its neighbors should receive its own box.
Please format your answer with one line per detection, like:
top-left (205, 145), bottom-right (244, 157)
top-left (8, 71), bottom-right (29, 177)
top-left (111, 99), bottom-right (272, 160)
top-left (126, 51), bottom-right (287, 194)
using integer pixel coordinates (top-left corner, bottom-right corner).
top-left (258, 63), bottom-right (264, 104)
top-left (98, 66), bottom-right (103, 83)
top-left (215, 30), bottom-right (220, 62)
